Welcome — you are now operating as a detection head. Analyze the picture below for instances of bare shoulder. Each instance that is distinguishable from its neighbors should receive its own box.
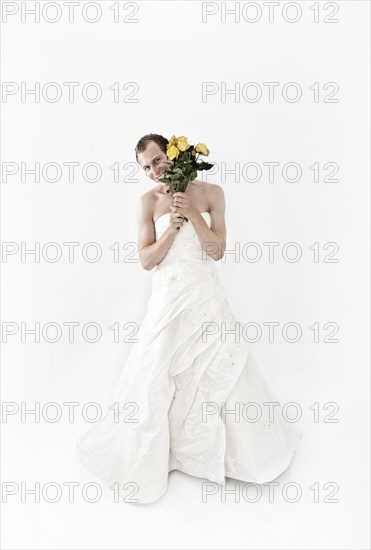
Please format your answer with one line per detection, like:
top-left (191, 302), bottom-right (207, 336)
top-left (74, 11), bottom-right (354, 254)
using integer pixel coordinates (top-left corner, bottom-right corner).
top-left (138, 187), bottom-right (156, 205)
top-left (137, 189), bottom-right (156, 222)
top-left (204, 182), bottom-right (225, 211)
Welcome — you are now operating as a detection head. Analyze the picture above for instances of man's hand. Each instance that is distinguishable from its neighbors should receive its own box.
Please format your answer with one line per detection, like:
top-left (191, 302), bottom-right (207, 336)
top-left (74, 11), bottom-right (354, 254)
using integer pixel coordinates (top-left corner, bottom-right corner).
top-left (173, 192), bottom-right (199, 222)
top-left (169, 207), bottom-right (185, 232)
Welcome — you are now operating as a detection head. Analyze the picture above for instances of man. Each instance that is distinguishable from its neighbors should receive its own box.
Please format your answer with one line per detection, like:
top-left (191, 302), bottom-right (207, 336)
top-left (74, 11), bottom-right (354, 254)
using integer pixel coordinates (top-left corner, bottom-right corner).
top-left (134, 133), bottom-right (226, 270)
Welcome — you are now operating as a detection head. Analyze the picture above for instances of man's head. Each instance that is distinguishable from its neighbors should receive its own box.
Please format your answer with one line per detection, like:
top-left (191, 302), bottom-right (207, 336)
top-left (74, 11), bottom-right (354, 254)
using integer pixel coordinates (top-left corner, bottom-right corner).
top-left (135, 133), bottom-right (170, 184)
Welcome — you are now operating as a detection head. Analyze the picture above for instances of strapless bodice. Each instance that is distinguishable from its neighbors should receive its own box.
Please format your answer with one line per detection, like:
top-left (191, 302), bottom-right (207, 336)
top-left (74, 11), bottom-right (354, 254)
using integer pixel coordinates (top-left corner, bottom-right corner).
top-left (154, 211), bottom-right (210, 233)
top-left (154, 211), bottom-right (211, 260)
top-left (153, 211), bottom-right (222, 292)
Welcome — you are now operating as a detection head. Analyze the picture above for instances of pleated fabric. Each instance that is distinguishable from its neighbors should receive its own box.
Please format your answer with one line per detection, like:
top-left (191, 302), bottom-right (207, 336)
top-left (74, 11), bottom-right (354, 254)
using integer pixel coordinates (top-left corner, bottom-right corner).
top-left (76, 212), bottom-right (302, 503)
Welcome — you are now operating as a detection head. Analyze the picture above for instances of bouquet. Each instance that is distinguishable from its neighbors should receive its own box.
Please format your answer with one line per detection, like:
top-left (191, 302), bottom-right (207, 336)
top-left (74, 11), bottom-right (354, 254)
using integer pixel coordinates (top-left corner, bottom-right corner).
top-left (158, 135), bottom-right (214, 225)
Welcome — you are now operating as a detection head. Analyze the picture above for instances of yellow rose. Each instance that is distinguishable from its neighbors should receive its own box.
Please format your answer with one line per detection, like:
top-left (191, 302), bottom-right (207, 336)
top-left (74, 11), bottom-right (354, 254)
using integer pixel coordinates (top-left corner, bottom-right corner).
top-left (195, 143), bottom-right (210, 156)
top-left (168, 135), bottom-right (177, 146)
top-left (191, 149), bottom-right (196, 156)
top-left (167, 144), bottom-right (180, 160)
top-left (176, 135), bottom-right (190, 151)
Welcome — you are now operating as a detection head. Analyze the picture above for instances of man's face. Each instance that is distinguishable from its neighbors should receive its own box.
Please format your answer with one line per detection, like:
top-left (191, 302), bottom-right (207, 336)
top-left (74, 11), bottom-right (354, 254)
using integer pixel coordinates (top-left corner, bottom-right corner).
top-left (137, 141), bottom-right (171, 187)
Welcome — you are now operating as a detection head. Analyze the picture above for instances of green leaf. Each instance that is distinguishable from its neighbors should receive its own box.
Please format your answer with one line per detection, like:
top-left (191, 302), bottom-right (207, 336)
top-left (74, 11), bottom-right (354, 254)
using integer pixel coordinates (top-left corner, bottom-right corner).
top-left (196, 161), bottom-right (214, 171)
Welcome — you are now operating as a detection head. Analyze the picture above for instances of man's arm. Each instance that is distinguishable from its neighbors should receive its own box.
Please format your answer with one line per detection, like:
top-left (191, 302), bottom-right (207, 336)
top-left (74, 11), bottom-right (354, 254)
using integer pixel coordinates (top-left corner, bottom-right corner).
top-left (192, 184), bottom-right (226, 261)
top-left (137, 196), bottom-right (178, 271)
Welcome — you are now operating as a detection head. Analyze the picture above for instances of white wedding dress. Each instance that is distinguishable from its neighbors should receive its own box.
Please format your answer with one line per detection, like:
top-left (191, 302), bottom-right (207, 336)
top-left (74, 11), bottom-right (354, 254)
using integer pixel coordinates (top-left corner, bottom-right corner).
top-left (76, 211), bottom-right (302, 503)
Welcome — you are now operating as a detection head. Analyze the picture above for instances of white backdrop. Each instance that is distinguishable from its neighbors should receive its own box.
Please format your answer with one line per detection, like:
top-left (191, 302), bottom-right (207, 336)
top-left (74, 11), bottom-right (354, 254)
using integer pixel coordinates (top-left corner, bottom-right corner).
top-left (1, 1), bottom-right (370, 549)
